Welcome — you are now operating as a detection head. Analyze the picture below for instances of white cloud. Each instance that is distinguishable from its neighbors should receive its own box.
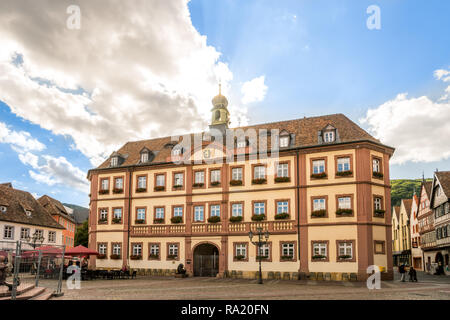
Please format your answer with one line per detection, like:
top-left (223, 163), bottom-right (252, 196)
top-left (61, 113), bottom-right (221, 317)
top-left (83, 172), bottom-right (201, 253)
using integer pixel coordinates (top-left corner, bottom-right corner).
top-left (241, 76), bottom-right (268, 104)
top-left (0, 122), bottom-right (46, 153)
top-left (360, 69), bottom-right (450, 164)
top-left (18, 152), bottom-right (40, 169)
top-left (434, 69), bottom-right (450, 82)
top-left (0, 0), bottom-right (239, 167)
top-left (28, 155), bottom-right (89, 193)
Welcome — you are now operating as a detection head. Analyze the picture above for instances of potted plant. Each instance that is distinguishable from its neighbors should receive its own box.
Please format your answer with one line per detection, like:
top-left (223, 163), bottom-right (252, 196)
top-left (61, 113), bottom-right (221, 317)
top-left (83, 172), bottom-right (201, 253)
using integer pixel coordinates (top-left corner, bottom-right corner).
top-left (234, 255), bottom-right (245, 261)
top-left (311, 210), bottom-right (326, 217)
top-left (99, 189), bottom-right (109, 195)
top-left (373, 171), bottom-right (384, 179)
top-left (98, 218), bottom-right (108, 224)
top-left (154, 218), bottom-right (165, 224)
top-left (97, 254), bottom-right (106, 259)
top-left (171, 216), bottom-right (183, 224)
top-left (256, 255), bottom-right (269, 260)
top-left (112, 217), bottom-right (122, 224)
top-left (374, 209), bottom-right (385, 217)
top-left (173, 184), bottom-right (183, 189)
top-left (110, 254), bottom-right (121, 260)
top-left (208, 216), bottom-right (221, 223)
top-left (281, 255), bottom-right (293, 260)
top-left (229, 180), bottom-right (243, 186)
top-left (336, 170), bottom-right (353, 177)
top-left (251, 214), bottom-right (265, 221)
top-left (130, 254), bottom-right (142, 260)
top-left (167, 254), bottom-right (178, 260)
top-left (336, 208), bottom-right (353, 216)
top-left (210, 181), bottom-right (221, 186)
top-left (338, 255), bottom-right (352, 260)
top-left (312, 254), bottom-right (326, 260)
top-left (274, 176), bottom-right (291, 183)
top-left (274, 213), bottom-right (290, 220)
top-left (113, 188), bottom-right (123, 194)
top-left (310, 172), bottom-right (327, 179)
top-left (252, 178), bottom-right (267, 184)
top-left (229, 216), bottom-right (243, 223)
top-left (136, 187), bottom-right (147, 193)
top-left (154, 186), bottom-right (165, 191)
top-left (149, 253), bottom-right (159, 260)
top-left (135, 219), bottom-right (145, 224)
top-left (193, 182), bottom-right (204, 188)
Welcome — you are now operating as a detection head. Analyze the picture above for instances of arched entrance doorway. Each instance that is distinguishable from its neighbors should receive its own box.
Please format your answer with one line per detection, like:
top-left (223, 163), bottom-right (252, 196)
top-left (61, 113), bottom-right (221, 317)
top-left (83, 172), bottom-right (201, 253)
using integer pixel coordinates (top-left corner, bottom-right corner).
top-left (193, 243), bottom-right (219, 277)
top-left (435, 252), bottom-right (445, 275)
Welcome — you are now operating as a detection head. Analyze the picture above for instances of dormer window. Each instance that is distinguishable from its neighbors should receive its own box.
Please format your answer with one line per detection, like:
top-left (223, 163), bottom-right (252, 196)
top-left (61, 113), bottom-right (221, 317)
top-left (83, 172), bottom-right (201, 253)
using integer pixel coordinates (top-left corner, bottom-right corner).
top-left (26, 210), bottom-right (32, 217)
top-left (111, 156), bottom-right (118, 167)
top-left (280, 136), bottom-right (289, 148)
top-left (323, 131), bottom-right (335, 142)
top-left (0, 206), bottom-right (6, 213)
top-left (172, 147), bottom-right (183, 156)
top-left (141, 152), bottom-right (149, 163)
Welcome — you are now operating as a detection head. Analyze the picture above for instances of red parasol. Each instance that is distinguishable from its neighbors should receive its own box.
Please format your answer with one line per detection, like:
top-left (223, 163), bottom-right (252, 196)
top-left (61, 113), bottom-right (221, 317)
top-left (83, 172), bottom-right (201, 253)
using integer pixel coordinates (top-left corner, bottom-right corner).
top-left (65, 245), bottom-right (99, 256)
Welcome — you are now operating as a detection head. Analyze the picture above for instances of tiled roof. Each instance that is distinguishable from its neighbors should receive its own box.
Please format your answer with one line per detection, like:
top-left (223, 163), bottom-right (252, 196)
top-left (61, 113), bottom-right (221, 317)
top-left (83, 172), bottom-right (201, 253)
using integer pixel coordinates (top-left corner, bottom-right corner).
top-left (435, 171), bottom-right (450, 199)
top-left (93, 113), bottom-right (391, 171)
top-left (423, 181), bottom-right (433, 199)
top-left (402, 199), bottom-right (413, 218)
top-left (0, 185), bottom-right (64, 229)
top-left (393, 206), bottom-right (400, 221)
top-left (38, 195), bottom-right (76, 224)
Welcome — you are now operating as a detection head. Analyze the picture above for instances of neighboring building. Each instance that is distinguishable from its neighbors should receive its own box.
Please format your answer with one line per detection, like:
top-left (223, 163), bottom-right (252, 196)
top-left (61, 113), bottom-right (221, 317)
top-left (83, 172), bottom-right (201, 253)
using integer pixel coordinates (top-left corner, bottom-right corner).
top-left (87, 89), bottom-right (395, 281)
top-left (396, 199), bottom-right (413, 266)
top-left (427, 171), bottom-right (450, 275)
top-left (0, 184), bottom-right (64, 247)
top-left (418, 181), bottom-right (436, 272)
top-left (38, 195), bottom-right (76, 248)
top-left (392, 206), bottom-right (401, 265)
top-left (410, 194), bottom-right (422, 270)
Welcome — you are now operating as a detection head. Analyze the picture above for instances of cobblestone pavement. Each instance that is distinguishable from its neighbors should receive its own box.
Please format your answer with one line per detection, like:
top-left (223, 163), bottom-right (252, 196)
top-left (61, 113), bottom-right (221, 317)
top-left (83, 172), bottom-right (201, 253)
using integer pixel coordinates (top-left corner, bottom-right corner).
top-left (53, 272), bottom-right (450, 300)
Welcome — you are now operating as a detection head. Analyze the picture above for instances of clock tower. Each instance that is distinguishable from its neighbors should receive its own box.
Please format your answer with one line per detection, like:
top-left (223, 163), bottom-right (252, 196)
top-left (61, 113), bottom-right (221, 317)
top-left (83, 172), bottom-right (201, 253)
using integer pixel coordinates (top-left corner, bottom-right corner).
top-left (209, 83), bottom-right (230, 133)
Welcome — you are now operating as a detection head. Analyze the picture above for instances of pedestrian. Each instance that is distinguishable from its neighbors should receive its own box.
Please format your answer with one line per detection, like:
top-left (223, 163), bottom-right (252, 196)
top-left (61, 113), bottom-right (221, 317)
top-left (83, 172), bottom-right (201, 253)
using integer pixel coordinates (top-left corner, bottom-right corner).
top-left (409, 266), bottom-right (418, 282)
top-left (399, 263), bottom-right (406, 282)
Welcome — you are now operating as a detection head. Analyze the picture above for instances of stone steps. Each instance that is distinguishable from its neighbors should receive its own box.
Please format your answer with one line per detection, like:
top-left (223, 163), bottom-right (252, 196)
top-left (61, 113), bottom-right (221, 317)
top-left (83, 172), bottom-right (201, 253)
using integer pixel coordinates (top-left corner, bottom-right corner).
top-left (0, 283), bottom-right (53, 300)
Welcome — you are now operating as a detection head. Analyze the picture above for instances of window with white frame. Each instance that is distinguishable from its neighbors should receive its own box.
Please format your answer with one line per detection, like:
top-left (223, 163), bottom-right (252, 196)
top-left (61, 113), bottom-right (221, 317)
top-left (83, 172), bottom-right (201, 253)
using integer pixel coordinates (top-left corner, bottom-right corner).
top-left (111, 157), bottom-right (118, 167)
top-left (254, 166), bottom-right (265, 179)
top-left (282, 243), bottom-right (294, 257)
top-left (173, 206), bottom-right (183, 217)
top-left (280, 136), bottom-right (289, 148)
top-left (277, 163), bottom-right (289, 177)
top-left (155, 207), bottom-right (164, 219)
top-left (4, 226), bottom-right (14, 240)
top-left (338, 242), bottom-right (353, 258)
top-left (338, 197), bottom-right (351, 209)
top-left (210, 205), bottom-right (220, 217)
top-left (150, 244), bottom-right (159, 256)
top-left (48, 231), bottom-right (56, 243)
top-left (140, 152), bottom-right (149, 163)
top-left (174, 173), bottom-right (183, 186)
top-left (232, 203), bottom-right (243, 217)
top-left (20, 228), bottom-right (30, 240)
top-left (258, 244), bottom-right (270, 258)
top-left (235, 244), bottom-right (247, 258)
top-left (313, 198), bottom-right (326, 211)
top-left (35, 229), bottom-right (43, 239)
top-left (100, 209), bottom-right (108, 220)
top-left (372, 158), bottom-right (381, 173)
top-left (137, 208), bottom-right (146, 220)
top-left (133, 244), bottom-right (142, 256)
top-left (323, 131), bottom-right (334, 142)
top-left (138, 176), bottom-right (147, 189)
top-left (101, 179), bottom-right (109, 190)
top-left (337, 157), bottom-right (350, 172)
top-left (210, 169), bottom-right (221, 183)
top-left (194, 206), bottom-right (204, 221)
top-left (156, 174), bottom-right (165, 187)
top-left (312, 160), bottom-right (325, 174)
top-left (113, 244), bottom-right (121, 255)
top-left (254, 202), bottom-right (265, 215)
top-left (195, 171), bottom-right (205, 184)
top-left (231, 167), bottom-right (243, 181)
top-left (237, 140), bottom-right (246, 148)
top-left (168, 244), bottom-right (178, 257)
top-left (374, 197), bottom-right (382, 210)
top-left (113, 208), bottom-right (122, 220)
top-left (172, 148), bottom-right (182, 156)
top-left (115, 177), bottom-right (123, 189)
top-left (313, 242), bottom-right (327, 257)
top-left (277, 201), bottom-right (289, 214)
top-left (98, 244), bottom-right (107, 254)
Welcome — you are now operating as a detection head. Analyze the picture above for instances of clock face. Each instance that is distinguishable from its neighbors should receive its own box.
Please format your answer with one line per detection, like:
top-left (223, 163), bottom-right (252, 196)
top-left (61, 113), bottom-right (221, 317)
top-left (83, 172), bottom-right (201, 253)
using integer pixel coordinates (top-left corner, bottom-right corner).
top-left (203, 149), bottom-right (211, 159)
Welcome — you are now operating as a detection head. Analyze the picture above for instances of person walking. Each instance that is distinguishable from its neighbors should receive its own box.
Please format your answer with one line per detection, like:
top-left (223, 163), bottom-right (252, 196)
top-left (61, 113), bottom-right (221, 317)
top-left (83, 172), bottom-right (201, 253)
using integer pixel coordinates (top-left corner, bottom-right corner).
top-left (399, 263), bottom-right (406, 282)
top-left (409, 266), bottom-right (418, 282)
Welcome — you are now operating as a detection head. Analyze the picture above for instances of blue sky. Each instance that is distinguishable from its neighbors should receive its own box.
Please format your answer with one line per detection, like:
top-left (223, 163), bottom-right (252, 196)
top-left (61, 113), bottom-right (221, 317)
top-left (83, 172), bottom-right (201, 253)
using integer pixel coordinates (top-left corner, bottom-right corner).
top-left (0, 0), bottom-right (449, 207)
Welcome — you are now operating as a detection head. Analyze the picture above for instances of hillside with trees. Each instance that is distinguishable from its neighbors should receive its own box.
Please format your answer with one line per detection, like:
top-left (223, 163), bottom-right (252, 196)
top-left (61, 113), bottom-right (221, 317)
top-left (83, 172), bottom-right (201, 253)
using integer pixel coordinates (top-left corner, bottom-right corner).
top-left (390, 179), bottom-right (432, 207)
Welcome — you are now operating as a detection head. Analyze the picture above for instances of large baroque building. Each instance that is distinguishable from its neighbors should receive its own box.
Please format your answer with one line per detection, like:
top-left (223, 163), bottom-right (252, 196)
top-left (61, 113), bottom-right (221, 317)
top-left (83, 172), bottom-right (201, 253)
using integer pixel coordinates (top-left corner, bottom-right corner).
top-left (87, 90), bottom-right (395, 281)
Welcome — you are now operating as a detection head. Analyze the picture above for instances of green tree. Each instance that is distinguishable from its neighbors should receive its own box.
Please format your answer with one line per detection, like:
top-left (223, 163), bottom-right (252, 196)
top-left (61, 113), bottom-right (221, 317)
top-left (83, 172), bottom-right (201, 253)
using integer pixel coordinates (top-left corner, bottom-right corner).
top-left (75, 220), bottom-right (89, 247)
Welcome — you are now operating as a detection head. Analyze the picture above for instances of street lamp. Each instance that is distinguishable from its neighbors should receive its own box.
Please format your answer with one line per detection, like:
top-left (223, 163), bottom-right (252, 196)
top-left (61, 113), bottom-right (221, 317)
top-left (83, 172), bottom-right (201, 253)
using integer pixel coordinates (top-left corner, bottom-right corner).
top-left (249, 227), bottom-right (269, 284)
top-left (25, 231), bottom-right (44, 249)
